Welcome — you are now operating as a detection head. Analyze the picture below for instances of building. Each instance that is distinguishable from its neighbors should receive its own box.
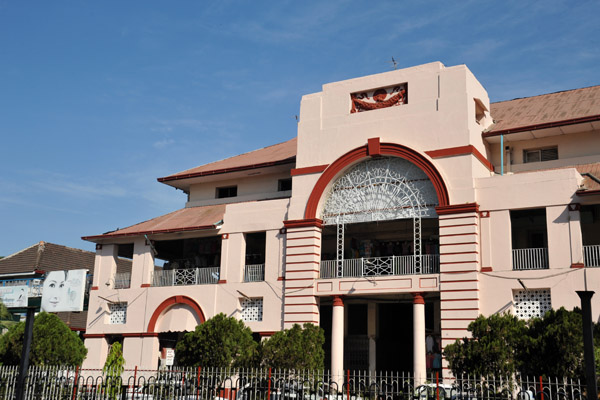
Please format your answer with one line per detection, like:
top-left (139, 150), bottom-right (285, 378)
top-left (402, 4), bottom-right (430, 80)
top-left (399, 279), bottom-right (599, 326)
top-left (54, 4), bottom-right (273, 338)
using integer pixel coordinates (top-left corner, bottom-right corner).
top-left (81, 62), bottom-right (600, 379)
top-left (0, 241), bottom-right (131, 332)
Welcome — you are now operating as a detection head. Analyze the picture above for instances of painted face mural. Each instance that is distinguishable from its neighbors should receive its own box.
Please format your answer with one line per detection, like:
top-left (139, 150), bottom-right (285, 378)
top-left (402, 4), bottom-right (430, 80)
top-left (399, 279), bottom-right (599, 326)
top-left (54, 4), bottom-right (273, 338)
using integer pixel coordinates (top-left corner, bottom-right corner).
top-left (41, 271), bottom-right (67, 311)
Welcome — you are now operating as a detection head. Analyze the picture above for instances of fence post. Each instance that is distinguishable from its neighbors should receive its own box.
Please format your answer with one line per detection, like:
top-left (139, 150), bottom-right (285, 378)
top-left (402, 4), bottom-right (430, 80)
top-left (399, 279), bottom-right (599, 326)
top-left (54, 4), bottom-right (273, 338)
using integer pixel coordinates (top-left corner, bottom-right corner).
top-left (71, 366), bottom-right (80, 400)
top-left (436, 371), bottom-right (439, 400)
top-left (268, 367), bottom-right (272, 400)
top-left (346, 370), bottom-right (350, 400)
top-left (196, 366), bottom-right (201, 400)
top-left (539, 376), bottom-right (544, 400)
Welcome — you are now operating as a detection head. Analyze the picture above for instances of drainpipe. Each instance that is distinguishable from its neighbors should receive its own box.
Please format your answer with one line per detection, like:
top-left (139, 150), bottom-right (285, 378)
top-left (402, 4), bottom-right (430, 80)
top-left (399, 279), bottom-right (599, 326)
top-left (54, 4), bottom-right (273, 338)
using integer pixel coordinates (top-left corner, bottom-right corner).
top-left (500, 135), bottom-right (504, 176)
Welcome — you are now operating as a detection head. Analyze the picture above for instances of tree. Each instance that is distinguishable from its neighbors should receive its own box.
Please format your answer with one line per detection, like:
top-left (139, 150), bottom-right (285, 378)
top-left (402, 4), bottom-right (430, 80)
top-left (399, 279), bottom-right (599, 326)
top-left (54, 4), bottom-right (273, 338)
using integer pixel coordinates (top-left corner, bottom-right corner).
top-left (0, 301), bottom-right (16, 332)
top-left (0, 312), bottom-right (87, 366)
top-left (443, 313), bottom-right (527, 376)
top-left (175, 313), bottom-right (258, 368)
top-left (261, 323), bottom-right (325, 370)
top-left (103, 342), bottom-right (125, 400)
top-left (103, 341), bottom-right (125, 374)
top-left (521, 308), bottom-right (584, 377)
top-left (444, 308), bottom-right (594, 378)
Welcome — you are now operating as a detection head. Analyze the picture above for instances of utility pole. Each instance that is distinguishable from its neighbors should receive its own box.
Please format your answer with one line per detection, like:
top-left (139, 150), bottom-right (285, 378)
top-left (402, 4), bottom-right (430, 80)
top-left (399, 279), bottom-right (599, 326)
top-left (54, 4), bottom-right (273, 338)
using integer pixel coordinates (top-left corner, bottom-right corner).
top-left (15, 306), bottom-right (35, 400)
top-left (576, 291), bottom-right (597, 400)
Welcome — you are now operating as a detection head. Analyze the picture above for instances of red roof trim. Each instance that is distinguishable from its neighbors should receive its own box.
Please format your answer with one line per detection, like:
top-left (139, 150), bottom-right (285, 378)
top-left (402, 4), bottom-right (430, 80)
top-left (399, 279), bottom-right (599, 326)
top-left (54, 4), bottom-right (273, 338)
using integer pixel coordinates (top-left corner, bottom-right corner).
top-left (81, 224), bottom-right (217, 241)
top-left (291, 164), bottom-right (329, 176)
top-left (426, 145), bottom-right (494, 172)
top-left (483, 114), bottom-right (600, 137)
top-left (158, 158), bottom-right (295, 182)
top-left (436, 203), bottom-right (480, 215)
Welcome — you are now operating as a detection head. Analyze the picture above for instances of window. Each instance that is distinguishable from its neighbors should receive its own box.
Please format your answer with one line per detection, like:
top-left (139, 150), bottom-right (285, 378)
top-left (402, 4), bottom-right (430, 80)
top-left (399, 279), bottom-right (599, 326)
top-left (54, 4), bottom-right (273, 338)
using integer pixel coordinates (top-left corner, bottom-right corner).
top-left (241, 298), bottom-right (263, 322)
top-left (109, 302), bottom-right (127, 324)
top-left (216, 186), bottom-right (237, 199)
top-left (523, 147), bottom-right (558, 163)
top-left (513, 289), bottom-right (551, 319)
top-left (278, 178), bottom-right (292, 192)
top-left (511, 208), bottom-right (549, 270)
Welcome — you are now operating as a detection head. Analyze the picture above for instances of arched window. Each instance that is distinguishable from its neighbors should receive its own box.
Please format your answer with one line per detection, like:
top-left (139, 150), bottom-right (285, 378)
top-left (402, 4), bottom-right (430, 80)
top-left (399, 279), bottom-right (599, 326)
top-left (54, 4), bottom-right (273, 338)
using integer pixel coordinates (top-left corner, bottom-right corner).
top-left (320, 157), bottom-right (439, 277)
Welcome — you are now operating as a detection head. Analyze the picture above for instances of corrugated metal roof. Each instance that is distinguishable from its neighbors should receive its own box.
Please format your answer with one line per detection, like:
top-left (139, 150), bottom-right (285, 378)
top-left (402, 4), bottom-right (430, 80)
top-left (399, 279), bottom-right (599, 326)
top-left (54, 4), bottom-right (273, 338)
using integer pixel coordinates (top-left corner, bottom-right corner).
top-left (158, 137), bottom-right (297, 182)
top-left (487, 85), bottom-right (600, 135)
top-left (82, 204), bottom-right (226, 241)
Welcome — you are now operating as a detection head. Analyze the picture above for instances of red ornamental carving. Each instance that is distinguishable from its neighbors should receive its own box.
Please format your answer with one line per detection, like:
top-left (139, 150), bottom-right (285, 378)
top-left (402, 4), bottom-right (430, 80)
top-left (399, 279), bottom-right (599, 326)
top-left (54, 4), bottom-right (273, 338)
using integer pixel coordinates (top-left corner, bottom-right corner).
top-left (351, 86), bottom-right (407, 113)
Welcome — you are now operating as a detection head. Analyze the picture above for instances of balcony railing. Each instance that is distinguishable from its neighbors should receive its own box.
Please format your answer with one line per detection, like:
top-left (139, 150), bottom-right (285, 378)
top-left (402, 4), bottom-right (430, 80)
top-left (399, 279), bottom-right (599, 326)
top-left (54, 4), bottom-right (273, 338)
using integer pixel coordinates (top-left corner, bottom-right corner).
top-left (320, 255), bottom-right (439, 279)
top-left (584, 244), bottom-right (600, 267)
top-left (152, 266), bottom-right (220, 287)
top-left (512, 248), bottom-right (549, 270)
top-left (244, 264), bottom-right (265, 282)
top-left (113, 272), bottom-right (131, 289)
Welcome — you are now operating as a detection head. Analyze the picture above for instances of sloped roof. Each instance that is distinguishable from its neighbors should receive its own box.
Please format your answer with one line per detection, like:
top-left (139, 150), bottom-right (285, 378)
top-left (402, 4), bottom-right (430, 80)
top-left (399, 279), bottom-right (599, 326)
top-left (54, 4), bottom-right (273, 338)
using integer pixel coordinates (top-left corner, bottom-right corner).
top-left (158, 137), bottom-right (297, 182)
top-left (0, 241), bottom-right (131, 275)
top-left (82, 204), bottom-right (226, 241)
top-left (486, 85), bottom-right (600, 136)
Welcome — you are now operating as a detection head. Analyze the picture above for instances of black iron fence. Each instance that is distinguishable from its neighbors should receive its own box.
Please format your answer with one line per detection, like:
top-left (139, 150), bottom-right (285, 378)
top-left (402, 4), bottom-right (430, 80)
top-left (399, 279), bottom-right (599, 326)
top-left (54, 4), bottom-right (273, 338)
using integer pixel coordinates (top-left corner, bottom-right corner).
top-left (0, 366), bottom-right (589, 400)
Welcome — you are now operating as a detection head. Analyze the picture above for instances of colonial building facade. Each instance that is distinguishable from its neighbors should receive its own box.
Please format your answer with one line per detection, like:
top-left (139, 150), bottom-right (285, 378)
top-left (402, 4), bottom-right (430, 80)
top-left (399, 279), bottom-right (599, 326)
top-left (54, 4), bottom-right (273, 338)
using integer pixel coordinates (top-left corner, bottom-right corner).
top-left (81, 62), bottom-right (600, 380)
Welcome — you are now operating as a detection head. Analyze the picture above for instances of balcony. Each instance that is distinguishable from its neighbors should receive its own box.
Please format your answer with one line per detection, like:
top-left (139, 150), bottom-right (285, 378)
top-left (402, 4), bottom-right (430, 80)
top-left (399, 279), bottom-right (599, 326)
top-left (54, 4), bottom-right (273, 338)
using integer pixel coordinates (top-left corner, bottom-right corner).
top-left (113, 272), bottom-right (131, 289)
top-left (319, 255), bottom-right (439, 279)
top-left (584, 245), bottom-right (600, 267)
top-left (152, 266), bottom-right (219, 287)
top-left (244, 264), bottom-right (265, 282)
top-left (512, 248), bottom-right (549, 270)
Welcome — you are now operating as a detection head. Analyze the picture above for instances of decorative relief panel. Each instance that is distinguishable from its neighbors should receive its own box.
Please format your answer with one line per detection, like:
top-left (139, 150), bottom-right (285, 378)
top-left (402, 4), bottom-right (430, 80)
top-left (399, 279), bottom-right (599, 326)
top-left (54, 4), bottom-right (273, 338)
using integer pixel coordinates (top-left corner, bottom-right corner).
top-left (351, 83), bottom-right (407, 113)
top-left (241, 297), bottom-right (263, 322)
top-left (513, 289), bottom-right (551, 320)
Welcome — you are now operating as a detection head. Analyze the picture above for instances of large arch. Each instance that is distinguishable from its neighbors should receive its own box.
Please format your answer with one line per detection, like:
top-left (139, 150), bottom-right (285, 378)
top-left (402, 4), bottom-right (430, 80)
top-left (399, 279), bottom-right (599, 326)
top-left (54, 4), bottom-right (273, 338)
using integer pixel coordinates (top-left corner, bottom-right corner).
top-left (304, 141), bottom-right (450, 220)
top-left (147, 295), bottom-right (205, 333)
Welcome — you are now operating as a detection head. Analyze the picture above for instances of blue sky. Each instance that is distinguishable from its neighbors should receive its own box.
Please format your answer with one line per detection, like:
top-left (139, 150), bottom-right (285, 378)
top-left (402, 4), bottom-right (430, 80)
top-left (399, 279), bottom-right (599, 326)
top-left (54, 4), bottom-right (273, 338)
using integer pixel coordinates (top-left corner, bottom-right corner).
top-left (1, 1), bottom-right (599, 257)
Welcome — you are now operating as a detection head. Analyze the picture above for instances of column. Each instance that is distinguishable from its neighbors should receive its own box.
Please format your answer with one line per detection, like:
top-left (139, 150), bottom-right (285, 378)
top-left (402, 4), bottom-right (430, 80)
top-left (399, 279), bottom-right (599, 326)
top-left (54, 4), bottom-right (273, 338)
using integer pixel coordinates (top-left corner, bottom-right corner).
top-left (435, 203), bottom-right (481, 376)
top-left (91, 244), bottom-right (118, 290)
top-left (132, 237), bottom-right (155, 288)
top-left (568, 204), bottom-right (584, 267)
top-left (412, 292), bottom-right (426, 385)
top-left (82, 336), bottom-right (109, 369)
top-left (367, 302), bottom-right (377, 372)
top-left (331, 295), bottom-right (344, 388)
top-left (282, 219), bottom-right (322, 328)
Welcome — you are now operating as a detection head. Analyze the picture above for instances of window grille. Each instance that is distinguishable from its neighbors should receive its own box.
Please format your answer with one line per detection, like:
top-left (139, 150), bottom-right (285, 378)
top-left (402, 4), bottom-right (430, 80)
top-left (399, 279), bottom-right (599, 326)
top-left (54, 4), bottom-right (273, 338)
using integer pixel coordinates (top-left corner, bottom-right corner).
top-left (109, 302), bottom-right (127, 324)
top-left (513, 289), bottom-right (551, 319)
top-left (241, 298), bottom-right (263, 322)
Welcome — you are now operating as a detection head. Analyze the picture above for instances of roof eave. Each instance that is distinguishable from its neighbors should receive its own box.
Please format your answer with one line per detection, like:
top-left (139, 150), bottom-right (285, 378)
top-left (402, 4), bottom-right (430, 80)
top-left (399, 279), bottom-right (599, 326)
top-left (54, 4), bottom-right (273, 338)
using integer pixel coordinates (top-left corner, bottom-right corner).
top-left (157, 157), bottom-right (296, 184)
top-left (81, 224), bottom-right (219, 243)
top-left (483, 114), bottom-right (600, 138)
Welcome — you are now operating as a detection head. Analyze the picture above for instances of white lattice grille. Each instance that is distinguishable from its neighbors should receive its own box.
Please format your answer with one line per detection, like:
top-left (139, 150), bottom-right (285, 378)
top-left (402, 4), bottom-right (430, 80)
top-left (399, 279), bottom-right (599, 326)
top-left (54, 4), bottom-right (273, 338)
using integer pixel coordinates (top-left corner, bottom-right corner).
top-left (514, 289), bottom-right (551, 319)
top-left (321, 157), bottom-right (438, 225)
top-left (240, 298), bottom-right (263, 322)
top-left (109, 302), bottom-right (127, 324)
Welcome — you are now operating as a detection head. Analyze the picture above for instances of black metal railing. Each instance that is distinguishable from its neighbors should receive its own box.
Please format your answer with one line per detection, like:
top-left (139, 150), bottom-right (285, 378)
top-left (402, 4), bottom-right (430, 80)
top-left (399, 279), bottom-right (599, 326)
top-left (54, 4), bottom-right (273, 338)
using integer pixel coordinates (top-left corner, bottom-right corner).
top-left (0, 366), bottom-right (591, 400)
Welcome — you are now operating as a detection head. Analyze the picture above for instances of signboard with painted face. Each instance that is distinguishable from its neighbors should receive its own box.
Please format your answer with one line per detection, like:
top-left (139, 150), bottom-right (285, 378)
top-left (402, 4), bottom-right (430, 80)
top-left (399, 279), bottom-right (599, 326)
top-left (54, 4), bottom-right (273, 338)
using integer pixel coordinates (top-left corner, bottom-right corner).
top-left (41, 270), bottom-right (87, 312)
top-left (0, 285), bottom-right (29, 308)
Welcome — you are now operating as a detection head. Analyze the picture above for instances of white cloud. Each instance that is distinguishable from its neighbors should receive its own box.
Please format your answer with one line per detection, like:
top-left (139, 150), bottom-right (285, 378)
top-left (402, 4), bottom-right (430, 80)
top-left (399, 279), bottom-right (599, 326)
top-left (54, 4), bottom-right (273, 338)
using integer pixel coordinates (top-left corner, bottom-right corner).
top-left (153, 138), bottom-right (175, 149)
